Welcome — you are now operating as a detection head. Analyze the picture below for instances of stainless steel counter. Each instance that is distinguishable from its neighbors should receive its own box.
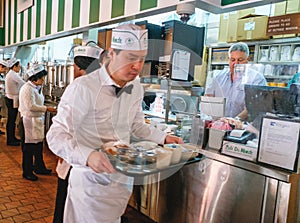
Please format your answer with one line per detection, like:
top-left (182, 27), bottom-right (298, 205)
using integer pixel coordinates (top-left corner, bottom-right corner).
top-left (198, 147), bottom-right (293, 182)
top-left (129, 145), bottom-right (300, 223)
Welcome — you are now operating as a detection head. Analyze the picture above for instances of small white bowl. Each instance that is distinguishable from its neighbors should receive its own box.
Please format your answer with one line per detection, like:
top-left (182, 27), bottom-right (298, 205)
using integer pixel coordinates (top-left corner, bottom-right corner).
top-left (156, 148), bottom-right (172, 169)
top-left (163, 144), bottom-right (182, 164)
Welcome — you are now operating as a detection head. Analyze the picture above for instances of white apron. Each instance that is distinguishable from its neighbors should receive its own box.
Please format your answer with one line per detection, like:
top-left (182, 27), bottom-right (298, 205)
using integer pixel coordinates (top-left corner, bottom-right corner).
top-left (22, 115), bottom-right (45, 143)
top-left (64, 167), bottom-right (133, 223)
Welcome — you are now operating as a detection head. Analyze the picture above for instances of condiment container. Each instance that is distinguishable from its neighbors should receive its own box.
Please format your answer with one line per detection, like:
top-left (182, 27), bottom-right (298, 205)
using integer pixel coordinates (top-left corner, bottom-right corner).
top-left (156, 148), bottom-right (172, 169)
top-left (164, 144), bottom-right (182, 164)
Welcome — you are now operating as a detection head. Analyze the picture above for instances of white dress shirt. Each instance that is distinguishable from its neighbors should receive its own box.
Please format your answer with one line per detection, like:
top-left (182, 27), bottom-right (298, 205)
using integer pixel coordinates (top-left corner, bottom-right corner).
top-left (205, 67), bottom-right (267, 117)
top-left (46, 66), bottom-right (166, 222)
top-left (47, 65), bottom-right (166, 166)
top-left (5, 69), bottom-right (25, 99)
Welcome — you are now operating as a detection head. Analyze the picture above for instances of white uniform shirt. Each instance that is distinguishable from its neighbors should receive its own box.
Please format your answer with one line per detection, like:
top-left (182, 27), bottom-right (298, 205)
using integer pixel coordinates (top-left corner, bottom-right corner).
top-left (46, 65), bottom-right (166, 167)
top-left (47, 65), bottom-right (167, 222)
top-left (19, 81), bottom-right (47, 143)
top-left (5, 69), bottom-right (25, 99)
top-left (0, 74), bottom-right (5, 108)
top-left (205, 67), bottom-right (267, 117)
top-left (19, 82), bottom-right (47, 117)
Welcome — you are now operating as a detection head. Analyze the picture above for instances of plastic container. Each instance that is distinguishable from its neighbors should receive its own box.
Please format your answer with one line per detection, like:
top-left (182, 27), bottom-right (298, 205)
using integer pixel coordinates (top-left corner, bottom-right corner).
top-left (190, 115), bottom-right (210, 148)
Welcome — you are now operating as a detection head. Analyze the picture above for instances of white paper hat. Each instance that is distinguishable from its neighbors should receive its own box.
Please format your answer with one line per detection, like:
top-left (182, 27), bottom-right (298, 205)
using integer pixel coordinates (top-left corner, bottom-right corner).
top-left (8, 58), bottom-right (20, 67)
top-left (0, 60), bottom-right (8, 67)
top-left (27, 64), bottom-right (45, 77)
top-left (111, 29), bottom-right (148, 51)
top-left (74, 46), bottom-right (103, 59)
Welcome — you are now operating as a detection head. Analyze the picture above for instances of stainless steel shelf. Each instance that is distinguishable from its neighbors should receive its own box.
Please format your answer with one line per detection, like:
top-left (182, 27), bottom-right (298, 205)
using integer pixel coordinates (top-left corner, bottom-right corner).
top-left (208, 38), bottom-right (300, 79)
top-left (208, 37), bottom-right (300, 48)
top-left (264, 75), bottom-right (293, 79)
top-left (258, 61), bottom-right (300, 65)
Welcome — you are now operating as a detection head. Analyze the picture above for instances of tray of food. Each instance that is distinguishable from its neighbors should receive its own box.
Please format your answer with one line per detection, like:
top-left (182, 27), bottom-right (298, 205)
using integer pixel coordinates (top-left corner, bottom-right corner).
top-left (104, 142), bottom-right (200, 177)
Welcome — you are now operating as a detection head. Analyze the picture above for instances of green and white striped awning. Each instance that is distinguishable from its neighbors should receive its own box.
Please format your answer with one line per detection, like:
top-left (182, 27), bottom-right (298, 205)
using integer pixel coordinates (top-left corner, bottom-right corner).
top-left (3, 0), bottom-right (191, 46)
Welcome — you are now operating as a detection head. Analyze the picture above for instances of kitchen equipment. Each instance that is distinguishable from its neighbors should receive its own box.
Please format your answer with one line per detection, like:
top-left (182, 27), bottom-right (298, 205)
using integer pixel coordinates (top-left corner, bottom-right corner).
top-left (163, 20), bottom-right (205, 82)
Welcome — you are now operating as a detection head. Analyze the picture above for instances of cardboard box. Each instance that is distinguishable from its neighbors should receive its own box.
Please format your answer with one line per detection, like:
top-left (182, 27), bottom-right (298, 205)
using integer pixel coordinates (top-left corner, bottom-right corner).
top-left (237, 14), bottom-right (270, 41)
top-left (218, 13), bottom-right (229, 43)
top-left (274, 1), bottom-right (287, 16)
top-left (273, 0), bottom-right (300, 15)
top-left (194, 64), bottom-right (207, 86)
top-left (211, 47), bottom-right (228, 63)
top-left (287, 0), bottom-right (300, 13)
top-left (218, 9), bottom-right (255, 43)
top-left (227, 13), bottom-right (238, 42)
top-left (98, 29), bottom-right (112, 50)
top-left (272, 1), bottom-right (300, 38)
top-left (226, 8), bottom-right (255, 42)
top-left (193, 46), bottom-right (208, 86)
top-left (221, 140), bottom-right (258, 161)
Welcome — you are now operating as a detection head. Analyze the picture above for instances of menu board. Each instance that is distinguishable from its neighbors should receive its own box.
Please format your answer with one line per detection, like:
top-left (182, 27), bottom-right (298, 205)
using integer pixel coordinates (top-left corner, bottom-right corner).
top-left (257, 116), bottom-right (300, 172)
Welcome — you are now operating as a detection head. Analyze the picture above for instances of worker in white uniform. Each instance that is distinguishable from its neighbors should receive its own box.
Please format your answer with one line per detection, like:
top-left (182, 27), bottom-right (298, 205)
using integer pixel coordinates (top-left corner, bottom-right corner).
top-left (46, 24), bottom-right (183, 223)
top-left (205, 42), bottom-right (267, 120)
top-left (5, 58), bottom-right (25, 146)
top-left (18, 64), bottom-right (56, 181)
top-left (0, 60), bottom-right (8, 135)
top-left (53, 44), bottom-right (104, 223)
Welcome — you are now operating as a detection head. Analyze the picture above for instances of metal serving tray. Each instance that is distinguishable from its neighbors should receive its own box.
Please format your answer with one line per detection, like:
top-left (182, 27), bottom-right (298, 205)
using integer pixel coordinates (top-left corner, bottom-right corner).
top-left (107, 151), bottom-right (200, 177)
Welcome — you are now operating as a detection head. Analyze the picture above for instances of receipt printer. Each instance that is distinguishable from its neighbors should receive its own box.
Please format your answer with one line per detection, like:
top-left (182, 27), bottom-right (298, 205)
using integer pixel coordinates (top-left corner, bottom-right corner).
top-left (224, 129), bottom-right (256, 144)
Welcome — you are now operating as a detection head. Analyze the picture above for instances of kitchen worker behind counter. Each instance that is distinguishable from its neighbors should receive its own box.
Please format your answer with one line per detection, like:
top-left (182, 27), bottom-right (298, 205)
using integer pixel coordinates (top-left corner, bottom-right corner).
top-left (46, 23), bottom-right (183, 223)
top-left (53, 44), bottom-right (105, 223)
top-left (205, 42), bottom-right (267, 120)
top-left (18, 64), bottom-right (56, 181)
top-left (5, 58), bottom-right (26, 146)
